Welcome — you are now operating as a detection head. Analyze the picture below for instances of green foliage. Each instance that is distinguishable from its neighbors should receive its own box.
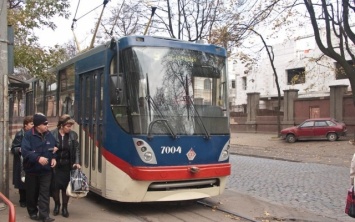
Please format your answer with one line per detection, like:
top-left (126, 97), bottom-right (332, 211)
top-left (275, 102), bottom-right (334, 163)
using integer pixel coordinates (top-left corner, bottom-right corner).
top-left (14, 43), bottom-right (69, 79)
top-left (8, 0), bottom-right (70, 79)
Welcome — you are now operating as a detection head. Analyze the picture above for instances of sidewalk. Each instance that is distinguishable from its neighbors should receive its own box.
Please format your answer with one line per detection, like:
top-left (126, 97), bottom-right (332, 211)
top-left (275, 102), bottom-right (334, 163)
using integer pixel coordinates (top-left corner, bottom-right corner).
top-left (230, 132), bottom-right (355, 167)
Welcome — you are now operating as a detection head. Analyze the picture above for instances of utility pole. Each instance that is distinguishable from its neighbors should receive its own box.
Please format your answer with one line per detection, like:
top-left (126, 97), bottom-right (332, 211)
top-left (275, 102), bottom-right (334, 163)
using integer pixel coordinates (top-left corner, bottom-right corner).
top-left (0, 0), bottom-right (9, 198)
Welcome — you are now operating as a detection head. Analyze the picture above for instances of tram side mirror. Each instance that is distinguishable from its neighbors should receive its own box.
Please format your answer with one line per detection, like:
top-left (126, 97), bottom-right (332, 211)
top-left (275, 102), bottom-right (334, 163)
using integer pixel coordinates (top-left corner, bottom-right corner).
top-left (110, 38), bottom-right (117, 50)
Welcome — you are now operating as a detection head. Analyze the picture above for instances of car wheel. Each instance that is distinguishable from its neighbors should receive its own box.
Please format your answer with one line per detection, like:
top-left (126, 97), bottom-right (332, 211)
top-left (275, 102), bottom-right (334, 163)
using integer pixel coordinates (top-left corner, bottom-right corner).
top-left (327, 133), bottom-right (337, 142)
top-left (286, 134), bottom-right (296, 143)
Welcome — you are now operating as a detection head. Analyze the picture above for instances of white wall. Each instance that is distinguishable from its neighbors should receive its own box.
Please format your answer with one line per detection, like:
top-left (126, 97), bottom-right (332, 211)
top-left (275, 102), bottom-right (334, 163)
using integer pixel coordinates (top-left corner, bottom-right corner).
top-left (228, 33), bottom-right (352, 109)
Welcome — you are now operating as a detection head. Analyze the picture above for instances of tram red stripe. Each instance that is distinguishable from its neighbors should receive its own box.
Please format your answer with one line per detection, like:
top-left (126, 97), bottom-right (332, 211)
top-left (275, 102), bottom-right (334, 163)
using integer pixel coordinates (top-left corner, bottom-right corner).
top-left (102, 148), bottom-right (231, 181)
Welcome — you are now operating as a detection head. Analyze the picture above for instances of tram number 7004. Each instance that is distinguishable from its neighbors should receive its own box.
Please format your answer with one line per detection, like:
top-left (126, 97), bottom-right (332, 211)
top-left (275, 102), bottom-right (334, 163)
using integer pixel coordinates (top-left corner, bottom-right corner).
top-left (161, 146), bottom-right (182, 154)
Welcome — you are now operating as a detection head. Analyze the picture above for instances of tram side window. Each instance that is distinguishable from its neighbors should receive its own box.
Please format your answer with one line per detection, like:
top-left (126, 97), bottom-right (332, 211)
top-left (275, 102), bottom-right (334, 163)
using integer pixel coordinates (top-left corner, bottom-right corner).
top-left (100, 73), bottom-right (104, 118)
top-left (34, 81), bottom-right (45, 114)
top-left (110, 55), bottom-right (129, 131)
top-left (9, 91), bottom-right (25, 118)
top-left (26, 91), bottom-right (34, 116)
top-left (85, 76), bottom-right (91, 119)
top-left (45, 75), bottom-right (56, 117)
top-left (93, 74), bottom-right (97, 118)
top-left (93, 69), bottom-right (104, 119)
top-left (59, 65), bottom-right (75, 117)
top-left (80, 76), bottom-right (85, 123)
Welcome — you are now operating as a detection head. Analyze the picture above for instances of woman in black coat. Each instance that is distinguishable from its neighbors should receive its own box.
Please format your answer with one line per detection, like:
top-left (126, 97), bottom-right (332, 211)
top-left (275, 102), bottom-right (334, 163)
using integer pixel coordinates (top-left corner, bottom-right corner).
top-left (11, 116), bottom-right (33, 207)
top-left (51, 114), bottom-right (81, 218)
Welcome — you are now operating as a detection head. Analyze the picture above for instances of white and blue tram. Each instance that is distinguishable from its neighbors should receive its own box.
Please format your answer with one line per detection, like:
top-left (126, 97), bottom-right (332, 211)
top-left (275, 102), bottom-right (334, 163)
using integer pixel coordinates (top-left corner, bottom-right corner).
top-left (26, 36), bottom-right (231, 202)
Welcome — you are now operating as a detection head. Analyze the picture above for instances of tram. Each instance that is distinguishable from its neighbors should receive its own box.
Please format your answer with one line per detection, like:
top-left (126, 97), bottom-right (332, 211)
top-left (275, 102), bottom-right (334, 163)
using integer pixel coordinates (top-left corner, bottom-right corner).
top-left (26, 36), bottom-right (231, 202)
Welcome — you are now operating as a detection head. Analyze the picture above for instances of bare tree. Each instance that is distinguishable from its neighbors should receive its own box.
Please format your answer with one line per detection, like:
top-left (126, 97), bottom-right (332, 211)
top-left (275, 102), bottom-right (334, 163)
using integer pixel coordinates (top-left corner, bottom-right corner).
top-left (226, 1), bottom-right (286, 135)
top-left (249, 29), bottom-right (282, 136)
top-left (102, 0), bottom-right (145, 37)
top-left (303, 0), bottom-right (355, 105)
top-left (145, 0), bottom-right (246, 41)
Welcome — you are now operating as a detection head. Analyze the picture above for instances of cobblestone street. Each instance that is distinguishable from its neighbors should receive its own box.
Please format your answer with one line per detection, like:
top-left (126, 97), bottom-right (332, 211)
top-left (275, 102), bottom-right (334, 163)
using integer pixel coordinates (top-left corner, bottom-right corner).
top-left (226, 132), bottom-right (355, 221)
top-left (227, 155), bottom-right (351, 221)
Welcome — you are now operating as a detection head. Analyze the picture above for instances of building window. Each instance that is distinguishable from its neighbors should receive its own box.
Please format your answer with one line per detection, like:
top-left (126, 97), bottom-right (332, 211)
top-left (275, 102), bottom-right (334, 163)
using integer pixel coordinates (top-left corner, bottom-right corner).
top-left (231, 80), bottom-right (235, 89)
top-left (242, 77), bottom-right (247, 90)
top-left (335, 60), bottom-right (352, 80)
top-left (287, 67), bottom-right (305, 85)
top-left (204, 79), bottom-right (211, 89)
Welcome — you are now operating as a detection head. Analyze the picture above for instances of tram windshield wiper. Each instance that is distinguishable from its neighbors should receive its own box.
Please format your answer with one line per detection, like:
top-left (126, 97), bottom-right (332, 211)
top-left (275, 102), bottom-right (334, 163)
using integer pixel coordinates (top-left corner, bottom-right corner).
top-left (184, 95), bottom-right (210, 139)
top-left (145, 74), bottom-right (176, 140)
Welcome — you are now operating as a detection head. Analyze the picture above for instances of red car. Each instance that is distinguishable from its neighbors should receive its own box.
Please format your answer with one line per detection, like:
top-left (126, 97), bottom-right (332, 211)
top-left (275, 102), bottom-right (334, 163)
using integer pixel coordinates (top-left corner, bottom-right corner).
top-left (281, 118), bottom-right (347, 143)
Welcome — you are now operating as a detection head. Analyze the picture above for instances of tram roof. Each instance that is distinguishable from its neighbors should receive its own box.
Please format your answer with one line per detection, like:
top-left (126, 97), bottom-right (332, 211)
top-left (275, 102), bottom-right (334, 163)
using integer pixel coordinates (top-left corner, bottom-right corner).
top-left (50, 35), bottom-right (226, 73)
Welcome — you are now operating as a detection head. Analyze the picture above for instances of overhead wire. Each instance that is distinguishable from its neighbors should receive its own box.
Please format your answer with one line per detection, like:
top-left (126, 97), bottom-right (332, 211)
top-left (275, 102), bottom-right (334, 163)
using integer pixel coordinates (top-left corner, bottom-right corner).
top-left (71, 1), bottom-right (107, 30)
top-left (75, 4), bottom-right (103, 22)
top-left (70, 0), bottom-right (109, 51)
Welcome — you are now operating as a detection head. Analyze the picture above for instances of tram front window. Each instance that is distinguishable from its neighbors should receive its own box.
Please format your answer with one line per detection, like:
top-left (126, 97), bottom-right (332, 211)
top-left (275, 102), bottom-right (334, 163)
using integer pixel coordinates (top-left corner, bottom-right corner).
top-left (114, 46), bottom-right (228, 135)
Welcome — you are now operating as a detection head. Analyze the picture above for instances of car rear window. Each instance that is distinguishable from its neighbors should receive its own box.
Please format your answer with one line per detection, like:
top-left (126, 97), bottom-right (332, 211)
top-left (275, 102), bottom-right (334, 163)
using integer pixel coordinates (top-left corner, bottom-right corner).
top-left (315, 121), bottom-right (327, 127)
top-left (326, 120), bottom-right (336, 126)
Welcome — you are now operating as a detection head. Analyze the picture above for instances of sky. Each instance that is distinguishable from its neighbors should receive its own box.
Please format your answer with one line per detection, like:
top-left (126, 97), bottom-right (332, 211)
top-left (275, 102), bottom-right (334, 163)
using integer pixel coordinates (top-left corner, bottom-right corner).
top-left (37, 0), bottom-right (110, 48)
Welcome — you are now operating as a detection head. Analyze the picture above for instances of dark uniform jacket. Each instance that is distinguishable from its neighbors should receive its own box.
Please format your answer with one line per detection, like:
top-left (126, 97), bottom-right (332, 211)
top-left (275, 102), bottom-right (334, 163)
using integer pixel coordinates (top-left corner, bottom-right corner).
top-left (11, 129), bottom-right (25, 189)
top-left (21, 128), bottom-right (57, 175)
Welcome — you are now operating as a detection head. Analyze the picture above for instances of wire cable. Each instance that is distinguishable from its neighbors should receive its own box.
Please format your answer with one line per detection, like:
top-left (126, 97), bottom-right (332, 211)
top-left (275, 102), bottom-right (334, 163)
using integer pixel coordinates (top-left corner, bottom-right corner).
top-left (73, 0), bottom-right (81, 20)
top-left (71, 0), bottom-right (81, 29)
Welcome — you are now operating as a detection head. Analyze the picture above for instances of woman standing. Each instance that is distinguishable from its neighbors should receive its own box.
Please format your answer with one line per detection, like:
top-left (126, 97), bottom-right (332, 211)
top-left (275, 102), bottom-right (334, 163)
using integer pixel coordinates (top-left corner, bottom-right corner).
top-left (51, 114), bottom-right (81, 218)
top-left (11, 116), bottom-right (34, 208)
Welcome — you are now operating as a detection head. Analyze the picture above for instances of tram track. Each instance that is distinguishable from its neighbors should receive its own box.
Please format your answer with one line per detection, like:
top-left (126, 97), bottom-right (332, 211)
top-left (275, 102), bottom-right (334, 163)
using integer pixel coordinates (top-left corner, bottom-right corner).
top-left (196, 199), bottom-right (258, 222)
top-left (106, 198), bottom-right (258, 222)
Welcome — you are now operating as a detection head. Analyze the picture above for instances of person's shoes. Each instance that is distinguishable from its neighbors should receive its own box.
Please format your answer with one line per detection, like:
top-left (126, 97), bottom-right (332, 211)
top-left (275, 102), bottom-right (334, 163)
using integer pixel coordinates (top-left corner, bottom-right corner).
top-left (20, 202), bottom-right (26, 208)
top-left (53, 203), bottom-right (60, 216)
top-left (42, 217), bottom-right (55, 222)
top-left (62, 206), bottom-right (69, 218)
top-left (29, 214), bottom-right (40, 221)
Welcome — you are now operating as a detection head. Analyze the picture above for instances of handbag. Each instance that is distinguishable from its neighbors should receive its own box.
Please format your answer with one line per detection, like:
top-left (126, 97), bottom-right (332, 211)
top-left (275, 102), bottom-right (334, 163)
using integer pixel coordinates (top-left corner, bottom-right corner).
top-left (70, 169), bottom-right (89, 192)
top-left (66, 182), bottom-right (88, 198)
top-left (345, 186), bottom-right (355, 218)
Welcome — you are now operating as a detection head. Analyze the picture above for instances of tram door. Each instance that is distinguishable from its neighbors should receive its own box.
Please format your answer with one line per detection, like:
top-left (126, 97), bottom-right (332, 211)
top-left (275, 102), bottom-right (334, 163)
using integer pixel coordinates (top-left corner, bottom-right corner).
top-left (79, 69), bottom-right (104, 193)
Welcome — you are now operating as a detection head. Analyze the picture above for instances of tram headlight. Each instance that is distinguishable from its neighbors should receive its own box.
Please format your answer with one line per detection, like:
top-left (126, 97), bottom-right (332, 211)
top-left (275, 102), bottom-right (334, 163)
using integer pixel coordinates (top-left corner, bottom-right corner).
top-left (218, 141), bottom-right (230, 161)
top-left (133, 138), bottom-right (157, 164)
top-left (220, 150), bottom-right (229, 160)
top-left (144, 152), bottom-right (153, 161)
top-left (141, 146), bottom-right (147, 152)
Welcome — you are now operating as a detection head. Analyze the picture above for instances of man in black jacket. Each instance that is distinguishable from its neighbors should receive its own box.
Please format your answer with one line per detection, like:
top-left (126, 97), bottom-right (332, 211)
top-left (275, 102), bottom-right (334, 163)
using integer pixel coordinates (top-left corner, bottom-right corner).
top-left (21, 113), bottom-right (57, 222)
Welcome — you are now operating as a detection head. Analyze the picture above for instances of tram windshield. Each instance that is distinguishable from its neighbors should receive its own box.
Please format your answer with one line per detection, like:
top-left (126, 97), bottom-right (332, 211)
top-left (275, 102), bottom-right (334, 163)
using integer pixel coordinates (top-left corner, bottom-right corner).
top-left (111, 46), bottom-right (229, 135)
